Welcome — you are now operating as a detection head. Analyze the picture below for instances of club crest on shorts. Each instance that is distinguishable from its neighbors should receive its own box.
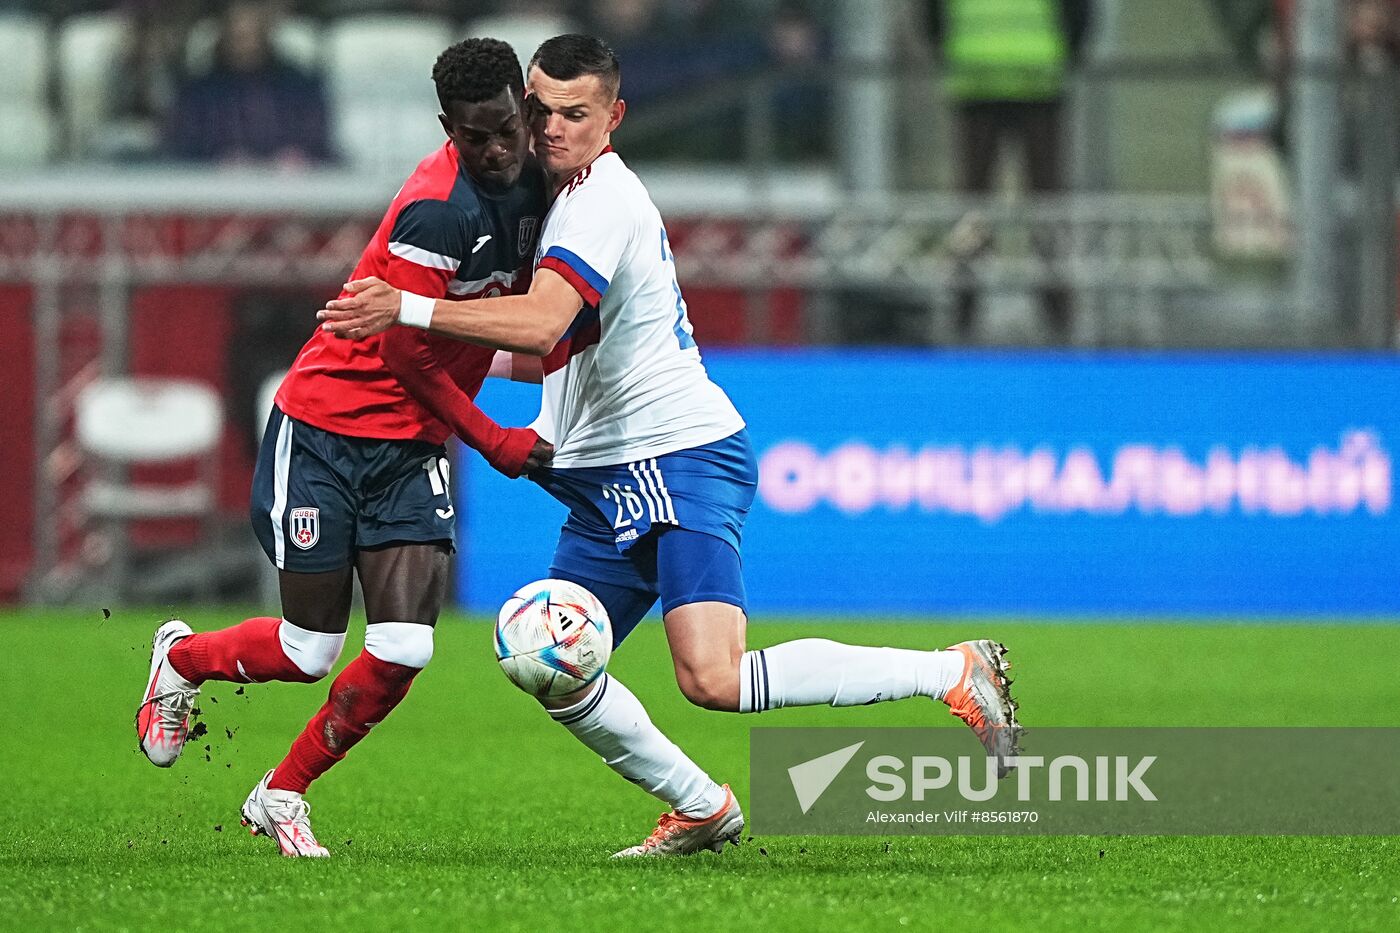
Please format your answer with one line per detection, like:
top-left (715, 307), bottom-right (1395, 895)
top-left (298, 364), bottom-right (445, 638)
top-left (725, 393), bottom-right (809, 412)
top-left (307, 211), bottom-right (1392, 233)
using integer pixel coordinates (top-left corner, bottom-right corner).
top-left (518, 217), bottom-right (538, 257)
top-left (289, 507), bottom-right (319, 550)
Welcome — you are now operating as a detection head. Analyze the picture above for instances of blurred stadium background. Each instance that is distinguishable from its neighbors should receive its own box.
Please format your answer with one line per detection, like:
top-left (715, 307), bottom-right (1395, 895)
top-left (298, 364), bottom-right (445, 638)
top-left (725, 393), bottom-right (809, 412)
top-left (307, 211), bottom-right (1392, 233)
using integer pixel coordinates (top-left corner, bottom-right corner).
top-left (0, 0), bottom-right (1396, 617)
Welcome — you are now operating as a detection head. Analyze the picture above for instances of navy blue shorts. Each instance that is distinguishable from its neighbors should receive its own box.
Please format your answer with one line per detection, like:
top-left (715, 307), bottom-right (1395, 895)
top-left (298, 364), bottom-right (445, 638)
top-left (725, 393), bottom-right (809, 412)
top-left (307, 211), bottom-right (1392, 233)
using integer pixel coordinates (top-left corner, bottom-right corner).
top-left (531, 430), bottom-right (756, 646)
top-left (250, 407), bottom-right (456, 573)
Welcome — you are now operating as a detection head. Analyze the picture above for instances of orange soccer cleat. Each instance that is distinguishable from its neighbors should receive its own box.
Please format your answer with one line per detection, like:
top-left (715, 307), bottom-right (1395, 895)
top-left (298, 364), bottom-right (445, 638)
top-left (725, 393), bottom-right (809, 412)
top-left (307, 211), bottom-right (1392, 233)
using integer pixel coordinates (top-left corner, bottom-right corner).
top-left (942, 640), bottom-right (1023, 778)
top-left (612, 785), bottom-right (745, 858)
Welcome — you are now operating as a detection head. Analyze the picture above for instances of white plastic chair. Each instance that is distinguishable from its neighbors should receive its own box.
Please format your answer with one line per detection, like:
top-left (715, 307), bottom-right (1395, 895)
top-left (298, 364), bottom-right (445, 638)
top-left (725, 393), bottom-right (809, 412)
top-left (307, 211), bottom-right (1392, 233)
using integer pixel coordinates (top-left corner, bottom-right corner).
top-left (0, 104), bottom-right (55, 166)
top-left (56, 13), bottom-right (130, 158)
top-left (464, 12), bottom-right (578, 69)
top-left (0, 15), bottom-right (53, 165)
top-left (74, 378), bottom-right (225, 598)
top-left (0, 14), bottom-right (50, 104)
top-left (324, 15), bottom-right (454, 173)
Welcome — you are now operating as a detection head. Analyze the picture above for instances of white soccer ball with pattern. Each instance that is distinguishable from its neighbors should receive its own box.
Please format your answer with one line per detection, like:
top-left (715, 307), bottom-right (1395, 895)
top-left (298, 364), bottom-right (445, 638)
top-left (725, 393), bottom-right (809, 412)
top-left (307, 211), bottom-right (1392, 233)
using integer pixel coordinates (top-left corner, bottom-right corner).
top-left (494, 579), bottom-right (612, 698)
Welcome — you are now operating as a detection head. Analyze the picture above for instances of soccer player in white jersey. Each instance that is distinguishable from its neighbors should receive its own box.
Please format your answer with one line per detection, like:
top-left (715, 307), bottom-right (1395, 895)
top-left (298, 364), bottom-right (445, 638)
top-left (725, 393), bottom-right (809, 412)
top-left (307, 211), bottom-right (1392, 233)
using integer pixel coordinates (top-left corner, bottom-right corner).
top-left (320, 34), bottom-right (1021, 857)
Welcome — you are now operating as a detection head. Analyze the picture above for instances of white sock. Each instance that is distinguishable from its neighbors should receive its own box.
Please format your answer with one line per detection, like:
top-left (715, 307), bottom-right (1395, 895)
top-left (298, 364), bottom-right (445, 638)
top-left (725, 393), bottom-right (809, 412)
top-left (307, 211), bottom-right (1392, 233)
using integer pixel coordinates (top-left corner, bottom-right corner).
top-left (549, 675), bottom-right (728, 818)
top-left (739, 639), bottom-right (964, 712)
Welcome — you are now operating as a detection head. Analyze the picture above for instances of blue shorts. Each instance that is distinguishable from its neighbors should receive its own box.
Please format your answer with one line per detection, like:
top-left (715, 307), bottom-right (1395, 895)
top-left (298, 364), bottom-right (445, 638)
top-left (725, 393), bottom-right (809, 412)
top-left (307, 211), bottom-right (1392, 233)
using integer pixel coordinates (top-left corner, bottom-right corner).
top-left (250, 407), bottom-right (456, 573)
top-left (531, 430), bottom-right (756, 646)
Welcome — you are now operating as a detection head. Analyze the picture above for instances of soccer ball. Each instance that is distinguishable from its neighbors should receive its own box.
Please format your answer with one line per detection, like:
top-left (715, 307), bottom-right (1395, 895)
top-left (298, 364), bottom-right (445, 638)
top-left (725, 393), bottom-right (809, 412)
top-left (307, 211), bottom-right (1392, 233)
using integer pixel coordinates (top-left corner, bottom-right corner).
top-left (494, 579), bottom-right (612, 698)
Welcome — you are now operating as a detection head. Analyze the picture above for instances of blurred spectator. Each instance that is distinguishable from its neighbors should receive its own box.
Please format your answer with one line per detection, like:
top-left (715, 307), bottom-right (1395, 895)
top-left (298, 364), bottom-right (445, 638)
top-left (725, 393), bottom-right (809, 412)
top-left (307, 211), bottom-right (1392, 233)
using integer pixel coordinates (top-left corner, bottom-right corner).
top-left (164, 0), bottom-right (333, 166)
top-left (1211, 0), bottom-right (1400, 160)
top-left (103, 0), bottom-right (202, 161)
top-left (311, 0), bottom-right (472, 17)
top-left (765, 0), bottom-right (830, 162)
top-left (928, 0), bottom-right (1091, 343)
top-left (668, 0), bottom-right (753, 37)
top-left (584, 0), bottom-right (685, 106)
top-left (587, 0), bottom-right (766, 160)
top-left (1343, 0), bottom-right (1400, 170)
top-left (1350, 0), bottom-right (1400, 60)
top-left (1, 0), bottom-right (112, 17)
top-left (1214, 0), bottom-right (1400, 67)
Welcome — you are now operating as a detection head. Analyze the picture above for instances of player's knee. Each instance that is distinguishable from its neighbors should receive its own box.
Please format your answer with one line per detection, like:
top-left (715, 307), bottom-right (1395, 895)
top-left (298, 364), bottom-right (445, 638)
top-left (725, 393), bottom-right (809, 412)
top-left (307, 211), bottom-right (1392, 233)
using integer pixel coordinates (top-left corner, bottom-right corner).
top-left (677, 665), bottom-right (739, 712)
top-left (364, 621), bottom-right (435, 669)
top-left (279, 620), bottom-right (346, 681)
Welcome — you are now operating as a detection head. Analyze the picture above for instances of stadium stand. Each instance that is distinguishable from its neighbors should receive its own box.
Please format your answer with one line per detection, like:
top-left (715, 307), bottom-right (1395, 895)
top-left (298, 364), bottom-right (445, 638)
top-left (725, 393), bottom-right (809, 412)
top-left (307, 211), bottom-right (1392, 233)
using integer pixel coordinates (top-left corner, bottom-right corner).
top-left (324, 14), bottom-right (455, 173)
top-left (464, 9), bottom-right (578, 63)
top-left (0, 13), bottom-right (54, 166)
top-left (184, 13), bottom-right (324, 76)
top-left (56, 11), bottom-right (129, 159)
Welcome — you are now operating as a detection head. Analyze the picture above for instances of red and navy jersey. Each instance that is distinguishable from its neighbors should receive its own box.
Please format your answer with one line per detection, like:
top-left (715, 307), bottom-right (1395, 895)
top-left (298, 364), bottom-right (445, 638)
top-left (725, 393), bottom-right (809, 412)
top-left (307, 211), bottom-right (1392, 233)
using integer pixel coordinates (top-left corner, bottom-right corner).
top-left (277, 141), bottom-right (548, 444)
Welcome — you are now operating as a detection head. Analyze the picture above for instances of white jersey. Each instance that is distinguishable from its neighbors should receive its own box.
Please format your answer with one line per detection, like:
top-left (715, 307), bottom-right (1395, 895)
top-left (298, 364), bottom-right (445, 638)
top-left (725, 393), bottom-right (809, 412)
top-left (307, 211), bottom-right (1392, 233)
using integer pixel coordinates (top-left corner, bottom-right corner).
top-left (531, 149), bottom-right (744, 468)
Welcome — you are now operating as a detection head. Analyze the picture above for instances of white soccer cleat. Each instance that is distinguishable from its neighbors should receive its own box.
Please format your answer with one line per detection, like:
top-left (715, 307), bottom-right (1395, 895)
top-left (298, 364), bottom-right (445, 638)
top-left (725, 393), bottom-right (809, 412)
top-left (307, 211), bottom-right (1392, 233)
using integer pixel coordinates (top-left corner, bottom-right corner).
top-left (941, 639), bottom-right (1023, 778)
top-left (135, 619), bottom-right (199, 767)
top-left (612, 785), bottom-right (745, 858)
top-left (240, 770), bottom-right (330, 858)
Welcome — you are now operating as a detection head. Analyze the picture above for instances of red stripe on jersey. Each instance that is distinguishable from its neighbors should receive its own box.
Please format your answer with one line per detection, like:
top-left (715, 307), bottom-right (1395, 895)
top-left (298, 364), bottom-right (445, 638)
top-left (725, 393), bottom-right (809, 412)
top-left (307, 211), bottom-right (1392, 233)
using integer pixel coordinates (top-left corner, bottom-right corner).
top-left (539, 255), bottom-right (603, 307)
top-left (541, 307), bottom-right (601, 376)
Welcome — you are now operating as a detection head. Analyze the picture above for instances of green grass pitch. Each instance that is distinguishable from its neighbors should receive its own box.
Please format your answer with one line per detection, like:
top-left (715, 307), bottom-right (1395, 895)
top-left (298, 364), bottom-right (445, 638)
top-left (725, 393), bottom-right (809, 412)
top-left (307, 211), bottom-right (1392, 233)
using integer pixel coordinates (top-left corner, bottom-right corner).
top-left (1, 609), bottom-right (1397, 932)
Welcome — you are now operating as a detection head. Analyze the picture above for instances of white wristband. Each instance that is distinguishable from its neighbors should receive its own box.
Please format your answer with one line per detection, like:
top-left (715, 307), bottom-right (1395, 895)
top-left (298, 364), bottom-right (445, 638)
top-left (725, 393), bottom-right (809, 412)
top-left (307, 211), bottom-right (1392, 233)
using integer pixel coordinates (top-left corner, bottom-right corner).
top-left (399, 291), bottom-right (436, 329)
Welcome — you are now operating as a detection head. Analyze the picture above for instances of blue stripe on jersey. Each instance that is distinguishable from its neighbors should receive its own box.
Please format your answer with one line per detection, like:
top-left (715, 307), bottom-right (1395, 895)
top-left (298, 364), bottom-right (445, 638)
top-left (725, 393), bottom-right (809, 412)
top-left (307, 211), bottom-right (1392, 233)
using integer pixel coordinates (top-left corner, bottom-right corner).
top-left (544, 246), bottom-right (609, 296)
top-left (669, 279), bottom-right (697, 351)
top-left (660, 228), bottom-right (697, 351)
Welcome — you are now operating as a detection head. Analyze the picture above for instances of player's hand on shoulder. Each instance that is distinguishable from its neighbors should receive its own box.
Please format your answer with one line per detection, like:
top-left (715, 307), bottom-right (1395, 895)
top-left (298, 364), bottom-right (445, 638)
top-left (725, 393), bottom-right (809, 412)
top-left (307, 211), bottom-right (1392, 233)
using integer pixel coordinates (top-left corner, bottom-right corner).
top-left (318, 277), bottom-right (402, 340)
top-left (524, 438), bottom-right (555, 475)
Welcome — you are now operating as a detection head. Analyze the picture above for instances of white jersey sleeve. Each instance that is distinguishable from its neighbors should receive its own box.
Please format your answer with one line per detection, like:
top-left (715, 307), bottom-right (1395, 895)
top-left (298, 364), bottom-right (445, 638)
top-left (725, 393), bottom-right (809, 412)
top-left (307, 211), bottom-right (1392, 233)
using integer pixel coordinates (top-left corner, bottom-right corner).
top-left (530, 150), bottom-right (744, 468)
top-left (536, 173), bottom-right (630, 307)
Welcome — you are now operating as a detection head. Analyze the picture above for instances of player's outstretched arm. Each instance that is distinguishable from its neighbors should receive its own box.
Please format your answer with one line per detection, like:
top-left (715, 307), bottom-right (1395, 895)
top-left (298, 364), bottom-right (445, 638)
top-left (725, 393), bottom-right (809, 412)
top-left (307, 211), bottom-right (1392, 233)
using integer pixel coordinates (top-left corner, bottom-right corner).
top-left (378, 327), bottom-right (552, 477)
top-left (319, 270), bottom-right (583, 356)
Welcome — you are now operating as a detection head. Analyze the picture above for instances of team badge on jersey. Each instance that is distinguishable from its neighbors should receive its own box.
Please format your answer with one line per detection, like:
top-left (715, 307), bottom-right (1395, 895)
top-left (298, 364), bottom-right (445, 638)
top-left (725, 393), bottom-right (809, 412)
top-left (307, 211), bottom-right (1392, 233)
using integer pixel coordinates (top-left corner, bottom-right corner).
top-left (518, 217), bottom-right (539, 257)
top-left (289, 507), bottom-right (320, 550)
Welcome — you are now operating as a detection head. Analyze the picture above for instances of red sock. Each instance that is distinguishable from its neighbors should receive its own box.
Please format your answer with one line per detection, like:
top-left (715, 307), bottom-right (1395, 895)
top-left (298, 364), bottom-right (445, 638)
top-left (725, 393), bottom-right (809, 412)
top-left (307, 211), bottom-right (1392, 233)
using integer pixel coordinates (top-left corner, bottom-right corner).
top-left (268, 650), bottom-right (420, 794)
top-left (167, 617), bottom-right (316, 686)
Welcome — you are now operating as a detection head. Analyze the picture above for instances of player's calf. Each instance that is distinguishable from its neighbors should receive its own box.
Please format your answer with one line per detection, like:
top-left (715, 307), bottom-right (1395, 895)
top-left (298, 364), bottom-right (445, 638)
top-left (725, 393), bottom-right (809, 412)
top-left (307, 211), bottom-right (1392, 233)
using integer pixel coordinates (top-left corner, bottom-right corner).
top-left (166, 616), bottom-right (345, 686)
top-left (265, 623), bottom-right (432, 794)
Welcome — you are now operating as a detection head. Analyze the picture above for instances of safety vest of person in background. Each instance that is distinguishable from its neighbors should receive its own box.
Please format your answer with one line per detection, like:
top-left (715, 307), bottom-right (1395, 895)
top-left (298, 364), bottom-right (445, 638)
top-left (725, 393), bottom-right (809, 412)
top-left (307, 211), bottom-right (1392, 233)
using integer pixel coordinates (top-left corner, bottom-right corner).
top-left (943, 0), bottom-right (1069, 102)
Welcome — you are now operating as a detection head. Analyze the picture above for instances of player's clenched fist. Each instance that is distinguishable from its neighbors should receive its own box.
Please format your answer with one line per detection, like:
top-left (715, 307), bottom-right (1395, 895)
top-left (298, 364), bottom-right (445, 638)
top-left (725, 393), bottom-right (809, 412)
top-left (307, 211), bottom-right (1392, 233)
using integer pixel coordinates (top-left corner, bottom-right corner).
top-left (524, 438), bottom-right (554, 474)
top-left (319, 277), bottom-right (402, 339)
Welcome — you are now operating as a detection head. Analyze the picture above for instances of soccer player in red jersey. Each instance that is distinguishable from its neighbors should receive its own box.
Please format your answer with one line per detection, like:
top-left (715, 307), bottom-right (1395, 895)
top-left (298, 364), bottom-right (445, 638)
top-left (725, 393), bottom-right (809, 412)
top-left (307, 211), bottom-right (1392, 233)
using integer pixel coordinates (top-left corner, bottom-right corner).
top-left (319, 35), bottom-right (1022, 859)
top-left (133, 38), bottom-right (552, 857)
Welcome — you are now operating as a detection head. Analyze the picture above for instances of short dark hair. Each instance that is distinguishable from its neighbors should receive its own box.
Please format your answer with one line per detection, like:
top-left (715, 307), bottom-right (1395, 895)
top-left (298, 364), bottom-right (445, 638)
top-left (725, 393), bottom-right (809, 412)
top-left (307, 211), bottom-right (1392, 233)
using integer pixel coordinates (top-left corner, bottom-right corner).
top-left (432, 38), bottom-right (524, 111)
top-left (528, 34), bottom-right (621, 100)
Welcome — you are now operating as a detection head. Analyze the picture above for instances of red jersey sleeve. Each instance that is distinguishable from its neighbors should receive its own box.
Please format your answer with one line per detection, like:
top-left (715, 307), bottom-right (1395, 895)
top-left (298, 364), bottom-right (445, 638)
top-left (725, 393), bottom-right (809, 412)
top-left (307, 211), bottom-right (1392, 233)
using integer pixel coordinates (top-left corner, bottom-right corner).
top-left (371, 198), bottom-right (539, 476)
top-left (378, 327), bottom-right (540, 477)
